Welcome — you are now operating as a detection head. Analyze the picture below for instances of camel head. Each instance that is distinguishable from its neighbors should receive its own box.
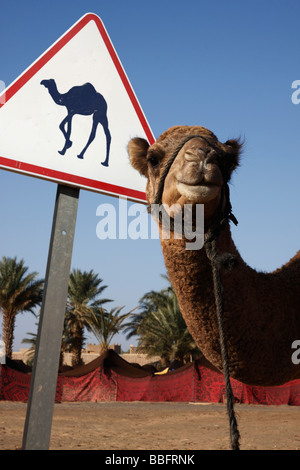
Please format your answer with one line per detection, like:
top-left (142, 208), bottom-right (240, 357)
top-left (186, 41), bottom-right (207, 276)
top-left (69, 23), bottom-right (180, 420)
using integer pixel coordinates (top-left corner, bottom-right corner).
top-left (128, 126), bottom-right (242, 228)
top-left (40, 79), bottom-right (56, 89)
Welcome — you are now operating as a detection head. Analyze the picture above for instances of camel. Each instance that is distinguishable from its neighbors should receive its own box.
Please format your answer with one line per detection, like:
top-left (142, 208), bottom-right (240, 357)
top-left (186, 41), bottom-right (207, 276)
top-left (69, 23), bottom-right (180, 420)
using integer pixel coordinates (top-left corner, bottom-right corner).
top-left (41, 79), bottom-right (111, 166)
top-left (128, 125), bottom-right (300, 387)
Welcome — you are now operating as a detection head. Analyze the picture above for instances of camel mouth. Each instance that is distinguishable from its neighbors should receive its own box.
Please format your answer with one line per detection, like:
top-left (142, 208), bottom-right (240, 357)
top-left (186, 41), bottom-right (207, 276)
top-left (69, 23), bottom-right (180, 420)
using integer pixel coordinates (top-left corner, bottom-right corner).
top-left (176, 181), bottom-right (220, 202)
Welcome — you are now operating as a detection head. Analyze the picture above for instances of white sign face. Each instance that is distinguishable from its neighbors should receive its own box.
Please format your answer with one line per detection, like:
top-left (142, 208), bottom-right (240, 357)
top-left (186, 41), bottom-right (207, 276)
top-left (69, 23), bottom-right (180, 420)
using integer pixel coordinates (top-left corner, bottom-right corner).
top-left (0, 13), bottom-right (155, 203)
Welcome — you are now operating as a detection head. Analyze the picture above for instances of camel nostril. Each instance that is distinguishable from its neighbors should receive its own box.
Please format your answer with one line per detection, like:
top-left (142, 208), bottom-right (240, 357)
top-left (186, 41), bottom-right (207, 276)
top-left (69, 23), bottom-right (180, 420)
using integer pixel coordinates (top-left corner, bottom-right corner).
top-left (184, 151), bottom-right (200, 162)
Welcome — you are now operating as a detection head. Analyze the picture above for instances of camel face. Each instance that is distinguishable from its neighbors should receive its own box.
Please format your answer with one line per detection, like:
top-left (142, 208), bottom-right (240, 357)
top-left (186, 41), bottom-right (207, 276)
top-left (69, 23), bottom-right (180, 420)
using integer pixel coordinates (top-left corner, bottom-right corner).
top-left (128, 126), bottom-right (242, 224)
top-left (163, 137), bottom-right (224, 204)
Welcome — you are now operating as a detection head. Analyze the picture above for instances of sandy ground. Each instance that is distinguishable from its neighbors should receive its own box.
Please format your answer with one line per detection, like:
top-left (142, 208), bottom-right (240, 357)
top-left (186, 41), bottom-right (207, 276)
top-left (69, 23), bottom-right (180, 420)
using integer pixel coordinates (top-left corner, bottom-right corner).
top-left (1, 401), bottom-right (300, 451)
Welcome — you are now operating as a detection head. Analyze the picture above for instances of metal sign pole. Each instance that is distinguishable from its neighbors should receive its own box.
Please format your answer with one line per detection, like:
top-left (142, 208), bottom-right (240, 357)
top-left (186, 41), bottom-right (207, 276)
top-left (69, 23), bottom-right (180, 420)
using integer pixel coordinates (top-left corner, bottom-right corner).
top-left (22, 184), bottom-right (80, 450)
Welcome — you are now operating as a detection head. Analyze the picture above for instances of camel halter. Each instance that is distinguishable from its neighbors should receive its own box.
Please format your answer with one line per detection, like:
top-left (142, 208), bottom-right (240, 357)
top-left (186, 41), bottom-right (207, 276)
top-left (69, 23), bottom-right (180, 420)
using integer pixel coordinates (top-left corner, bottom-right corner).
top-left (153, 134), bottom-right (241, 451)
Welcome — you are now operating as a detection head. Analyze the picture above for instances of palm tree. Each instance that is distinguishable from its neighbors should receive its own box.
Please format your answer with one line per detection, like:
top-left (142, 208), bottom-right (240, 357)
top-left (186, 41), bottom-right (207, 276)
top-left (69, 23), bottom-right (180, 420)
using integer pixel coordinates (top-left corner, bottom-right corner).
top-left (89, 306), bottom-right (133, 354)
top-left (124, 287), bottom-right (172, 340)
top-left (21, 328), bottom-right (37, 366)
top-left (125, 279), bottom-right (200, 366)
top-left (65, 268), bottom-right (111, 367)
top-left (23, 316), bottom-right (67, 370)
top-left (0, 257), bottom-right (43, 358)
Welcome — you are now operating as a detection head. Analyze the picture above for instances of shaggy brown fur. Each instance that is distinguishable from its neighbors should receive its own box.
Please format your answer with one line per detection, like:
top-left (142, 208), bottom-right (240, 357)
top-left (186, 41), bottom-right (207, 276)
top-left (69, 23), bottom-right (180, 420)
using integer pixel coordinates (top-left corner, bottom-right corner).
top-left (128, 126), bottom-right (300, 386)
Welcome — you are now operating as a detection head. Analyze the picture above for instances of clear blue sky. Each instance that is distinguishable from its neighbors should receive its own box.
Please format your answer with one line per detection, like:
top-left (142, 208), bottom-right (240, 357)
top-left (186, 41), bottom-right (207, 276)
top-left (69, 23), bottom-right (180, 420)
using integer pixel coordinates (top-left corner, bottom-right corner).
top-left (1, 0), bottom-right (300, 351)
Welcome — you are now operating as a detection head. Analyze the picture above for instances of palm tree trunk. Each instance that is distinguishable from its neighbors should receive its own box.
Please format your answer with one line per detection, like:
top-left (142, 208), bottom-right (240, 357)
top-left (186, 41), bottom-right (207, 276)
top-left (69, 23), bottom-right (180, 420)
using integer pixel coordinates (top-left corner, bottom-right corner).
top-left (72, 347), bottom-right (83, 368)
top-left (2, 311), bottom-right (15, 359)
top-left (59, 349), bottom-right (64, 371)
top-left (71, 327), bottom-right (84, 367)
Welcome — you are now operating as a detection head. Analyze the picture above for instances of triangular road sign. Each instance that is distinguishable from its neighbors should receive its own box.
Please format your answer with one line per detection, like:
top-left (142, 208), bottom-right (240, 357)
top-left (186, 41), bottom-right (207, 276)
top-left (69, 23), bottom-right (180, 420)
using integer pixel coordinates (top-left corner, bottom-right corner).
top-left (0, 13), bottom-right (155, 203)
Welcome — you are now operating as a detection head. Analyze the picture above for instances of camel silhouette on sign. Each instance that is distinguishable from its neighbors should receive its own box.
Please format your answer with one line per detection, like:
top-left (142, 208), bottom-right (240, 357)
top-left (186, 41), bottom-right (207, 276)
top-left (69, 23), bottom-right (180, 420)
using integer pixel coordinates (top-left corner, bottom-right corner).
top-left (41, 79), bottom-right (111, 166)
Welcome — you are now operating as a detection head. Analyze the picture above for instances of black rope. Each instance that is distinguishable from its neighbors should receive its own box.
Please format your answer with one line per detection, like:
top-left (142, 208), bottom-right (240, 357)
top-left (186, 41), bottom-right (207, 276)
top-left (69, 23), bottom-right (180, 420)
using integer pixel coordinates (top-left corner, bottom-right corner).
top-left (153, 134), bottom-right (241, 450)
top-left (204, 235), bottom-right (240, 451)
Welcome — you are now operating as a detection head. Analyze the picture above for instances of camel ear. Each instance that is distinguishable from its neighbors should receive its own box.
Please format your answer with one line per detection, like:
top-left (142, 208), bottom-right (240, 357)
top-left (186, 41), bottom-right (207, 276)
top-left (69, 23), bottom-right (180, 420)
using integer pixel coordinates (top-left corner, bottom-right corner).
top-left (128, 137), bottom-right (150, 177)
top-left (222, 138), bottom-right (243, 178)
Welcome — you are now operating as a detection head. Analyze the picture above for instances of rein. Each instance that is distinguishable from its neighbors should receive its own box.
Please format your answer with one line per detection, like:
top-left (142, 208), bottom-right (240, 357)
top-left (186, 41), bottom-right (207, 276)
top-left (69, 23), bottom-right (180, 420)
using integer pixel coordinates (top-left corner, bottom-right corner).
top-left (153, 134), bottom-right (241, 450)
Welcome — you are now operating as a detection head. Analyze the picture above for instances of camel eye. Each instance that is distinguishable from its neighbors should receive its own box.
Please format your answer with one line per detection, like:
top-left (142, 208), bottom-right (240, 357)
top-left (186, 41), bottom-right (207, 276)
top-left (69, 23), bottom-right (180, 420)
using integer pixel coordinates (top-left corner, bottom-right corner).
top-left (147, 155), bottom-right (160, 168)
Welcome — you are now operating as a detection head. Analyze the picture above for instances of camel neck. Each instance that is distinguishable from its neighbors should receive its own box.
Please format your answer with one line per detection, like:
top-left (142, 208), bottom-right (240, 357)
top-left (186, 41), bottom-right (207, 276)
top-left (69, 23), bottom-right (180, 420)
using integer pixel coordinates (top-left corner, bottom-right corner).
top-left (159, 222), bottom-right (247, 376)
top-left (48, 83), bottom-right (63, 105)
top-left (160, 223), bottom-right (241, 274)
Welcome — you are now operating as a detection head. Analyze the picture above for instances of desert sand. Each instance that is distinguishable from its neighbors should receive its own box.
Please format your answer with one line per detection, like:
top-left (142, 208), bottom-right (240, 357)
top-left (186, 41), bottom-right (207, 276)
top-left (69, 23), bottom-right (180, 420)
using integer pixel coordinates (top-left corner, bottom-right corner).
top-left (1, 401), bottom-right (300, 451)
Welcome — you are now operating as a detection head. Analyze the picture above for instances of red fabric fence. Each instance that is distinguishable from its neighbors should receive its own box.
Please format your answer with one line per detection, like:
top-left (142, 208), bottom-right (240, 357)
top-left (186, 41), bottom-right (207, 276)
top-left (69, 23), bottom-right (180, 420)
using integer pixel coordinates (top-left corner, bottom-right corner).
top-left (116, 365), bottom-right (195, 402)
top-left (2, 361), bottom-right (300, 405)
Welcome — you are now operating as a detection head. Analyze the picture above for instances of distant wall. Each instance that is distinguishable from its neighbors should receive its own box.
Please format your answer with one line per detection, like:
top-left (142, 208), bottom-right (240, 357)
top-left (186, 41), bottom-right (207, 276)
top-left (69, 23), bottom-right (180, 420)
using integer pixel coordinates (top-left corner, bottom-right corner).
top-left (12, 345), bottom-right (160, 367)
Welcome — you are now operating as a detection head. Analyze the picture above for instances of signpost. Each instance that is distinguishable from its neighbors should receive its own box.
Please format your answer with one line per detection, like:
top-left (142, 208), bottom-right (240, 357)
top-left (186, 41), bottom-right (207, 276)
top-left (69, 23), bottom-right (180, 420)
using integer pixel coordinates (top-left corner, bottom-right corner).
top-left (22, 185), bottom-right (79, 450)
top-left (0, 13), bottom-right (155, 449)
